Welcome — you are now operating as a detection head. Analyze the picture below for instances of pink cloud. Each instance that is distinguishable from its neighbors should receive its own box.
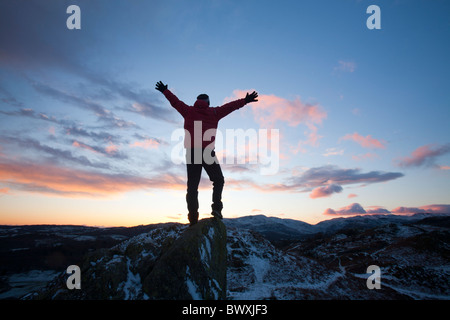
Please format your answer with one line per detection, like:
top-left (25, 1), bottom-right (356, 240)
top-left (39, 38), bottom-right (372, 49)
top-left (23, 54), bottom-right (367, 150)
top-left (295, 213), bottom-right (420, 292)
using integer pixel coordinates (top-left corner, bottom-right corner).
top-left (291, 165), bottom-right (403, 190)
top-left (309, 184), bottom-right (343, 199)
top-left (72, 140), bottom-right (122, 157)
top-left (105, 142), bottom-right (119, 154)
top-left (237, 165), bottom-right (404, 196)
top-left (0, 159), bottom-right (186, 198)
top-left (225, 90), bottom-right (326, 128)
top-left (225, 90), bottom-right (327, 154)
top-left (72, 140), bottom-right (98, 154)
top-left (130, 138), bottom-right (160, 149)
top-left (420, 204), bottom-right (450, 214)
top-left (391, 207), bottom-right (425, 214)
top-left (325, 203), bottom-right (450, 217)
top-left (366, 206), bottom-right (391, 214)
top-left (324, 203), bottom-right (366, 215)
top-left (396, 143), bottom-right (450, 168)
top-left (247, 93), bottom-right (324, 127)
top-left (341, 132), bottom-right (386, 149)
top-left (392, 204), bottom-right (450, 214)
top-left (324, 203), bottom-right (391, 216)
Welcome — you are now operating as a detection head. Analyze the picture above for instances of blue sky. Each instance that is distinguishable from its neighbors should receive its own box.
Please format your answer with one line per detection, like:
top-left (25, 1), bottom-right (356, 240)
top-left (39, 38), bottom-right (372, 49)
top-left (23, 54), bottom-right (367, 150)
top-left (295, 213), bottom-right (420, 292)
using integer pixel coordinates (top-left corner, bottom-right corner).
top-left (0, 0), bottom-right (449, 226)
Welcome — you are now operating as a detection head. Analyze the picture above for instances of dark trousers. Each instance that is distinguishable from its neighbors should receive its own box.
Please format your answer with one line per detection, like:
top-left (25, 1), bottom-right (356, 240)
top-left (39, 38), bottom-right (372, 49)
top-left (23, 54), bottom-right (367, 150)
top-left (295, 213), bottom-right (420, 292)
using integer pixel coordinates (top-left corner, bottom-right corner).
top-left (185, 148), bottom-right (224, 218)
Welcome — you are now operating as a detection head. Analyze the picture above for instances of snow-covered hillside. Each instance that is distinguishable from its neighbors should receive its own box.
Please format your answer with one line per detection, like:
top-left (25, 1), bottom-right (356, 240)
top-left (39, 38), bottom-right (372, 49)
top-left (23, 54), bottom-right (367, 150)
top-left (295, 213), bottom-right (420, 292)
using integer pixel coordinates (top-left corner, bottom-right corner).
top-left (1, 214), bottom-right (449, 300)
top-left (227, 227), bottom-right (343, 299)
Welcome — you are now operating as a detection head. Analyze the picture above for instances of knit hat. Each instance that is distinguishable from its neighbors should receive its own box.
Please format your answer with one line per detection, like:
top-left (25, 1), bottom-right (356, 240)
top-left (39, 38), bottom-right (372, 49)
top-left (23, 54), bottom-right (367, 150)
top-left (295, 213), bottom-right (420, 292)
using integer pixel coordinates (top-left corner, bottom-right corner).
top-left (197, 94), bottom-right (209, 102)
top-left (194, 93), bottom-right (210, 108)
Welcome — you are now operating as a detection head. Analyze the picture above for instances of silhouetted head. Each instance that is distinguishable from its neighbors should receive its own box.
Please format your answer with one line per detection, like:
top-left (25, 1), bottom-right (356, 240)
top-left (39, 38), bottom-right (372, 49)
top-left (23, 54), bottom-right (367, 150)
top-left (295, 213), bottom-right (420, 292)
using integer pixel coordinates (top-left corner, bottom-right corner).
top-left (194, 93), bottom-right (210, 108)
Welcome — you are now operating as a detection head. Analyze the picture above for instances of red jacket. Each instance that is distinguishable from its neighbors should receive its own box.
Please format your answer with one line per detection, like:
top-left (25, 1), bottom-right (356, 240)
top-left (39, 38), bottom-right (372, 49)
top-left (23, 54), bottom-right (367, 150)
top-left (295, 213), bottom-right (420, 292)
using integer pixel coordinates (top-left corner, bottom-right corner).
top-left (163, 89), bottom-right (247, 148)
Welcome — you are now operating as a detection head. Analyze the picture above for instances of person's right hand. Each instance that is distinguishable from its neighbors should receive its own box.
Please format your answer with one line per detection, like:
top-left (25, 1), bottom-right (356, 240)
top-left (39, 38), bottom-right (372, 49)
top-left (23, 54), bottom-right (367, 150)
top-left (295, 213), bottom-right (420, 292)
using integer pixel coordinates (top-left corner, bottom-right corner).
top-left (155, 81), bottom-right (168, 93)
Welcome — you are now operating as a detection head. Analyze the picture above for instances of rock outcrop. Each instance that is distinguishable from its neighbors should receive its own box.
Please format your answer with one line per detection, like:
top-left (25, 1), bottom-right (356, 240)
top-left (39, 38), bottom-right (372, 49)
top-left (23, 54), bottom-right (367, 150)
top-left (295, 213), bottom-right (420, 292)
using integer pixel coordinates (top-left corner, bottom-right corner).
top-left (30, 218), bottom-right (227, 300)
top-left (143, 217), bottom-right (227, 299)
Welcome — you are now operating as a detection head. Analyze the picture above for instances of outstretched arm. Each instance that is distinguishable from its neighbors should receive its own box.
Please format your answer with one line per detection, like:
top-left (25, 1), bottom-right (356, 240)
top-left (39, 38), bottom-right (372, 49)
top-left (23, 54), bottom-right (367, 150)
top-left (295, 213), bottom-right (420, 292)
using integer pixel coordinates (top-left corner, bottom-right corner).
top-left (216, 90), bottom-right (258, 119)
top-left (155, 81), bottom-right (188, 117)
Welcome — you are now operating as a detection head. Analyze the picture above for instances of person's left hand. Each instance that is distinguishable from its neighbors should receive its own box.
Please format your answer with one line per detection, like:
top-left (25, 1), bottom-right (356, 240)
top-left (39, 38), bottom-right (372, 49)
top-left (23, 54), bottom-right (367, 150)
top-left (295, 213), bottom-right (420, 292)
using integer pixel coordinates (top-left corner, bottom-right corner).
top-left (245, 91), bottom-right (258, 103)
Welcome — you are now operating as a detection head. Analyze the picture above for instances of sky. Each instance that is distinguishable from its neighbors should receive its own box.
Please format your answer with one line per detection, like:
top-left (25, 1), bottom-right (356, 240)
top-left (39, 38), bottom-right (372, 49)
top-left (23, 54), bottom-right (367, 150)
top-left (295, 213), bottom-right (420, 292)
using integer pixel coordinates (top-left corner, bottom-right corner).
top-left (0, 0), bottom-right (449, 227)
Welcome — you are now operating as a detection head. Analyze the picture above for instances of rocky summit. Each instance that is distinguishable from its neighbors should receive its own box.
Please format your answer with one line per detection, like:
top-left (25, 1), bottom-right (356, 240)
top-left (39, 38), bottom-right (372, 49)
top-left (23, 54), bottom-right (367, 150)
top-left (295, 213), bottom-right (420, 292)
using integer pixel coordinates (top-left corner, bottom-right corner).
top-left (143, 217), bottom-right (227, 299)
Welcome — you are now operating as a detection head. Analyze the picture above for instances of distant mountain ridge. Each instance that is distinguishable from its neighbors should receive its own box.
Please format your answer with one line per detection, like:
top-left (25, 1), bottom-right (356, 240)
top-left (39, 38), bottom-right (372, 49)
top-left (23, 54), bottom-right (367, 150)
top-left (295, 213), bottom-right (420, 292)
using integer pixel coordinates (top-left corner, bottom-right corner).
top-left (224, 212), bottom-right (450, 241)
top-left (224, 215), bottom-right (315, 241)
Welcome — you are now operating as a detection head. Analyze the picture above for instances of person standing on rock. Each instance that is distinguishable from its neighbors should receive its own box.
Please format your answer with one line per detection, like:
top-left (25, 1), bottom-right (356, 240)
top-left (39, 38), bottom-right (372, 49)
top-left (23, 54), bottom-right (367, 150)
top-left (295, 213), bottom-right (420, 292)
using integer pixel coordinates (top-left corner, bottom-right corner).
top-left (155, 81), bottom-right (258, 226)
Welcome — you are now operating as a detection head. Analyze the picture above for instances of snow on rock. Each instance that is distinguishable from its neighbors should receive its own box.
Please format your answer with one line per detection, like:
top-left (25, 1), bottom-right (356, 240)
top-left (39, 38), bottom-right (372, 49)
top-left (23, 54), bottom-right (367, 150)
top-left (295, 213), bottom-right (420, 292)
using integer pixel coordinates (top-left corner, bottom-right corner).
top-left (185, 266), bottom-right (202, 300)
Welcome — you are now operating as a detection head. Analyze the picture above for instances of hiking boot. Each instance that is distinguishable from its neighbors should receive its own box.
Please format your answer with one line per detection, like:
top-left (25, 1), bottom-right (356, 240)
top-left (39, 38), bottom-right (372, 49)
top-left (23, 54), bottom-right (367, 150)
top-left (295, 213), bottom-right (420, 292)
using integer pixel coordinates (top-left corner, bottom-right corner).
top-left (211, 209), bottom-right (223, 220)
top-left (188, 212), bottom-right (198, 226)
